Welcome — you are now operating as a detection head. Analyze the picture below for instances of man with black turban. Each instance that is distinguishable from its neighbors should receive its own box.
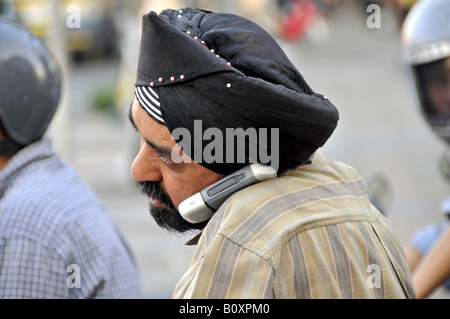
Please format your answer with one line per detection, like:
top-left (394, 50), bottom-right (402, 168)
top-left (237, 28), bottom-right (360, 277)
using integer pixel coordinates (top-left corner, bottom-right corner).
top-left (128, 8), bottom-right (416, 298)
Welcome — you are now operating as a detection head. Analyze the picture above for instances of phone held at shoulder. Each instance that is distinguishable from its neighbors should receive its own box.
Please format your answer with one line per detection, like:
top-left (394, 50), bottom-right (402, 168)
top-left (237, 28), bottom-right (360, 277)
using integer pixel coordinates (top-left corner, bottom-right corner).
top-left (178, 164), bottom-right (278, 224)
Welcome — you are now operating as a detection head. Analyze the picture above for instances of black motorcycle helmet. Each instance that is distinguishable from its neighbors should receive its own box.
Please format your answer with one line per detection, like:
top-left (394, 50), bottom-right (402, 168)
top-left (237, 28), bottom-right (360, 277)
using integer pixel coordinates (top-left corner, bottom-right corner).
top-left (0, 18), bottom-right (61, 156)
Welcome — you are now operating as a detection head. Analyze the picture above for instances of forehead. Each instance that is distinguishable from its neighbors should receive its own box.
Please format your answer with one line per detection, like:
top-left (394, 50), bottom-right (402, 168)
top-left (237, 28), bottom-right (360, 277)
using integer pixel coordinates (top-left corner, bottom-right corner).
top-left (131, 98), bottom-right (175, 146)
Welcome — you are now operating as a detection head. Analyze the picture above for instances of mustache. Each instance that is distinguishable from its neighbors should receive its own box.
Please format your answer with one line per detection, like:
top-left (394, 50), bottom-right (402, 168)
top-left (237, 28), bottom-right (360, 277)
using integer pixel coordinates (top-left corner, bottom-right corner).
top-left (136, 181), bottom-right (176, 210)
top-left (136, 180), bottom-right (208, 233)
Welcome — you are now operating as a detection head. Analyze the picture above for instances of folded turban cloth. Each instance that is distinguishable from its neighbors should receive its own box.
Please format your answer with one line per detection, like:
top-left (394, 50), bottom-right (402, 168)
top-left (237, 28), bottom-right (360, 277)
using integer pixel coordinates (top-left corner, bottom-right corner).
top-left (134, 8), bottom-right (339, 175)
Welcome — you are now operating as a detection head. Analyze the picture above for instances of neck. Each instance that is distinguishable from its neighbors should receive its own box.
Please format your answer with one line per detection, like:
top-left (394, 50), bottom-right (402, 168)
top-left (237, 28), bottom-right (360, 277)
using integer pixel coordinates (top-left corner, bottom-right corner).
top-left (0, 156), bottom-right (10, 170)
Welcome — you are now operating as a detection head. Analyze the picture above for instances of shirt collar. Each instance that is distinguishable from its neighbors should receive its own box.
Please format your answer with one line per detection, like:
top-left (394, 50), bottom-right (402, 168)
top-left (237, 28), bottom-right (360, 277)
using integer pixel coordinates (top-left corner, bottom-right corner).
top-left (0, 138), bottom-right (54, 197)
top-left (183, 152), bottom-right (323, 246)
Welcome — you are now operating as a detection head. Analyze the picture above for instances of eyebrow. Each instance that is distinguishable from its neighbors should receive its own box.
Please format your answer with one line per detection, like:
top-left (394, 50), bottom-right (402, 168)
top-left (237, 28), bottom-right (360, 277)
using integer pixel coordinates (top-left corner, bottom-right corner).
top-left (127, 102), bottom-right (173, 158)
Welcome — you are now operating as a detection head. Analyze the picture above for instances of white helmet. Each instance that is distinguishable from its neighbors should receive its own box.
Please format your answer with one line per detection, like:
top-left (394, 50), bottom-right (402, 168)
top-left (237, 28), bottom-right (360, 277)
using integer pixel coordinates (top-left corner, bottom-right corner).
top-left (402, 0), bottom-right (450, 145)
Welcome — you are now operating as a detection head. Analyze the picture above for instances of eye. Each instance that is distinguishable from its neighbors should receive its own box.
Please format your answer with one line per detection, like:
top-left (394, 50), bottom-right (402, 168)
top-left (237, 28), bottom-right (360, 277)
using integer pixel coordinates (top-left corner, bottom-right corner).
top-left (160, 154), bottom-right (176, 165)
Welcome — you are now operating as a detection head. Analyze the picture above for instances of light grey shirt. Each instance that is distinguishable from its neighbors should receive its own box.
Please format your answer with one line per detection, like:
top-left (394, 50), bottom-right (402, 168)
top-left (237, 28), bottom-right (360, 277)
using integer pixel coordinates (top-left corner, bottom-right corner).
top-left (0, 139), bottom-right (140, 298)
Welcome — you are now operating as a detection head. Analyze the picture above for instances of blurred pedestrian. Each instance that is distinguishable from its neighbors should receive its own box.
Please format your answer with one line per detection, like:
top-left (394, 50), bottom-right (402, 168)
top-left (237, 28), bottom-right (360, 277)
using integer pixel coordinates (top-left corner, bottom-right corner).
top-left (0, 19), bottom-right (140, 298)
top-left (401, 0), bottom-right (450, 298)
top-left (129, 7), bottom-right (415, 298)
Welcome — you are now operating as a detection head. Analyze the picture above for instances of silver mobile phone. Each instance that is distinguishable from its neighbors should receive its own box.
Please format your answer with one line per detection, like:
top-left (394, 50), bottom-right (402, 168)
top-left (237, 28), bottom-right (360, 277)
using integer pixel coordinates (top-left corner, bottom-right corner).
top-left (178, 163), bottom-right (278, 224)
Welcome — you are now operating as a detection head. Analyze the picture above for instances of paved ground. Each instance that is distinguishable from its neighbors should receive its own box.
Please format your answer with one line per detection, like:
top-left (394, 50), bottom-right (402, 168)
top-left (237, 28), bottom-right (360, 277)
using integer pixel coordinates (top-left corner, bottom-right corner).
top-left (51, 1), bottom-right (449, 298)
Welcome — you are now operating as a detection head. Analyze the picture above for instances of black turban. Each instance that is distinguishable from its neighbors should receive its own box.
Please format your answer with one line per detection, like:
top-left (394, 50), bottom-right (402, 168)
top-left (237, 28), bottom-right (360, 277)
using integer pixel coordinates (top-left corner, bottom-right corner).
top-left (134, 8), bottom-right (339, 175)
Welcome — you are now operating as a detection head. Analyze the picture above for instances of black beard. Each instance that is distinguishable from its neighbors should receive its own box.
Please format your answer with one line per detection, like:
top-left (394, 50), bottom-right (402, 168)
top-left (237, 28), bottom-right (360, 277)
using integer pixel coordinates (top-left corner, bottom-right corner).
top-left (136, 181), bottom-right (208, 233)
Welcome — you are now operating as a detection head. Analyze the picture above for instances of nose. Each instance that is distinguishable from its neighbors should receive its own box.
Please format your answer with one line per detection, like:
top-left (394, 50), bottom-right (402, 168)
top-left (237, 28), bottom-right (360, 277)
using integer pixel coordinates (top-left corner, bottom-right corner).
top-left (131, 144), bottom-right (162, 182)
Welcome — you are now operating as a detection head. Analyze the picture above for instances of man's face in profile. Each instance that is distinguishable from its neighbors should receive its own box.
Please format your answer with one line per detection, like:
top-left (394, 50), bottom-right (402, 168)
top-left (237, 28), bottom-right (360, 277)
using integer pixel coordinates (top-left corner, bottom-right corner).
top-left (128, 99), bottom-right (223, 232)
top-left (425, 57), bottom-right (450, 115)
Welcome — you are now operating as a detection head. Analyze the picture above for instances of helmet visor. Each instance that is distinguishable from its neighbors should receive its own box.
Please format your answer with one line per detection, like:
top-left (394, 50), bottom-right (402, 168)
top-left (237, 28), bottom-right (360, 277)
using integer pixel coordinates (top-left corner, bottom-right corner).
top-left (413, 56), bottom-right (450, 143)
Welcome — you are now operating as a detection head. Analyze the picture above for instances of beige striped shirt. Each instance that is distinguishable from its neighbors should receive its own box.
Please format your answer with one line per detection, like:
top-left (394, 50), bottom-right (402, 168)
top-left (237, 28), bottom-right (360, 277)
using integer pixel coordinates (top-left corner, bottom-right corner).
top-left (173, 152), bottom-right (416, 299)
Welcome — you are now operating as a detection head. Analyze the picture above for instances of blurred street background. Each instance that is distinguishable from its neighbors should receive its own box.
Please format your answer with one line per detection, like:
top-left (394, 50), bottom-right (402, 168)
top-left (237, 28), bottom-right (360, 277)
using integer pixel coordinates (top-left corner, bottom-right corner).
top-left (1, 0), bottom-right (449, 298)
